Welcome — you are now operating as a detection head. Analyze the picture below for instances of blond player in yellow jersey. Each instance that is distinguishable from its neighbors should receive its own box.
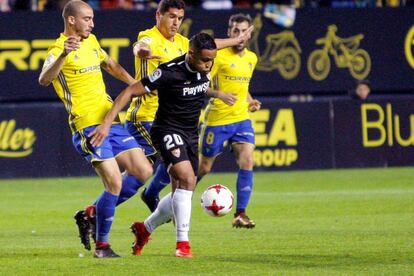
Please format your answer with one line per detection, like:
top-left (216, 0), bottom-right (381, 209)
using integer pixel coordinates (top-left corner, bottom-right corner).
top-left (198, 14), bottom-right (261, 229)
top-left (38, 0), bottom-right (153, 258)
top-left (131, 0), bottom-right (254, 212)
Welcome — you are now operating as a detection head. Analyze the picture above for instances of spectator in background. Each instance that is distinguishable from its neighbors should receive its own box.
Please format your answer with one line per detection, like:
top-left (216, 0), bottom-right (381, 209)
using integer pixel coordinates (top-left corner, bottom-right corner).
top-left (300, 0), bottom-right (331, 7)
top-left (349, 79), bottom-right (371, 100)
top-left (202, 0), bottom-right (233, 9)
top-left (263, 0), bottom-right (296, 27)
top-left (100, 0), bottom-right (133, 9)
top-left (331, 0), bottom-right (377, 8)
top-left (9, 0), bottom-right (30, 10)
top-left (43, 0), bottom-right (70, 10)
top-left (376, 0), bottom-right (402, 6)
top-left (94, 0), bottom-right (158, 10)
top-left (0, 0), bottom-right (11, 11)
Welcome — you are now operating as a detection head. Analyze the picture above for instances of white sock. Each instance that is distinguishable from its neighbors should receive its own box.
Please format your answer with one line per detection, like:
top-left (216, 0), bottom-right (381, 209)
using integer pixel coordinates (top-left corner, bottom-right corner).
top-left (172, 188), bottom-right (193, 242)
top-left (144, 192), bottom-right (173, 233)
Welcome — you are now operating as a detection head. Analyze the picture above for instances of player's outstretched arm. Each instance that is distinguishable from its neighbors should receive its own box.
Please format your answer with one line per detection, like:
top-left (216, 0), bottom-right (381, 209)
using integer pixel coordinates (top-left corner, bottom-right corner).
top-left (207, 88), bottom-right (237, 106)
top-left (89, 81), bottom-right (148, 146)
top-left (39, 36), bottom-right (80, 86)
top-left (133, 41), bottom-right (161, 60)
top-left (101, 56), bottom-right (136, 85)
top-left (214, 25), bottom-right (254, 50)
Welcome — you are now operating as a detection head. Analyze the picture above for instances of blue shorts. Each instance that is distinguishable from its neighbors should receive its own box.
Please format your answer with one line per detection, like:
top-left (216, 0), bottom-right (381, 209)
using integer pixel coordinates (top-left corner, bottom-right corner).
top-left (72, 124), bottom-right (141, 163)
top-left (200, 119), bottom-right (255, 157)
top-left (125, 120), bottom-right (157, 158)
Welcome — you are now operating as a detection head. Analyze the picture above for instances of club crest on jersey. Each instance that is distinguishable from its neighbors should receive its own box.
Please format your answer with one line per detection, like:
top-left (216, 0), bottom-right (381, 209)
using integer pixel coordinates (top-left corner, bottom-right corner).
top-left (171, 148), bottom-right (181, 158)
top-left (149, 69), bottom-right (162, 82)
top-left (93, 49), bottom-right (99, 58)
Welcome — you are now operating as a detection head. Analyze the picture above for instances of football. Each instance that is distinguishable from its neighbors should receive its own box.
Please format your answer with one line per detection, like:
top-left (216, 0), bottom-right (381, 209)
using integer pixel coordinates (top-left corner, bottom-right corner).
top-left (200, 184), bottom-right (234, 217)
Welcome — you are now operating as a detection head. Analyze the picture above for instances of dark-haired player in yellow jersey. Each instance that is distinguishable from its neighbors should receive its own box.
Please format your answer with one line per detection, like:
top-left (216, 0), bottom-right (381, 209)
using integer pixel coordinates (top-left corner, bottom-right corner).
top-left (131, 0), bottom-right (254, 212)
top-left (38, 0), bottom-right (153, 258)
top-left (198, 13), bottom-right (261, 229)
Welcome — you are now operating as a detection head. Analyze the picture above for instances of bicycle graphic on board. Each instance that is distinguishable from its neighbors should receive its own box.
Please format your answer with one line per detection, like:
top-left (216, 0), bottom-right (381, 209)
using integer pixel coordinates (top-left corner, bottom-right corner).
top-left (307, 24), bottom-right (371, 81)
top-left (249, 14), bottom-right (302, 80)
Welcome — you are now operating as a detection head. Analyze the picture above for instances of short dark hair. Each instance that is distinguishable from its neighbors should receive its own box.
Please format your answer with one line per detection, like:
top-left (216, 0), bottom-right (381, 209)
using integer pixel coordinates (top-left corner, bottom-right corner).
top-left (228, 13), bottom-right (252, 28)
top-left (189, 33), bottom-right (217, 52)
top-left (62, 0), bottom-right (89, 19)
top-left (157, 0), bottom-right (185, 14)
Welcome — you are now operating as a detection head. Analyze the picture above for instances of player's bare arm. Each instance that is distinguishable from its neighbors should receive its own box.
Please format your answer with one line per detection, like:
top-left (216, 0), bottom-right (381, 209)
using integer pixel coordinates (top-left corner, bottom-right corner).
top-left (89, 81), bottom-right (148, 146)
top-left (247, 92), bottom-right (261, 112)
top-left (207, 88), bottom-right (237, 106)
top-left (101, 56), bottom-right (136, 85)
top-left (133, 41), bottom-right (161, 60)
top-left (214, 25), bottom-right (254, 50)
top-left (38, 36), bottom-right (80, 86)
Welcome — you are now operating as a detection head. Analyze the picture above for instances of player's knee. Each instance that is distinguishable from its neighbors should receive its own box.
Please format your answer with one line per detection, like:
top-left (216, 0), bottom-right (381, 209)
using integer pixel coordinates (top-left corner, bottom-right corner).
top-left (177, 174), bottom-right (196, 190)
top-left (198, 163), bottom-right (211, 177)
top-left (106, 178), bottom-right (122, 195)
top-left (199, 158), bottom-right (213, 176)
top-left (142, 167), bottom-right (153, 182)
top-left (238, 155), bottom-right (254, 170)
top-left (139, 163), bottom-right (153, 182)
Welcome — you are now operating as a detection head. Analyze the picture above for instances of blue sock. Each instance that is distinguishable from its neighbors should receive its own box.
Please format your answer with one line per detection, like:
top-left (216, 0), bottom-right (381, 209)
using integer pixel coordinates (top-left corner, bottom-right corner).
top-left (236, 169), bottom-right (253, 213)
top-left (144, 162), bottom-right (170, 198)
top-left (93, 174), bottom-right (144, 206)
top-left (96, 191), bottom-right (118, 243)
top-left (117, 174), bottom-right (144, 206)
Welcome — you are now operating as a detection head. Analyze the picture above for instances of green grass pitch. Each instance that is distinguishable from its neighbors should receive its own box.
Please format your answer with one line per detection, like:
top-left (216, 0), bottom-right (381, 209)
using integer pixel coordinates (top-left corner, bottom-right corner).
top-left (0, 167), bottom-right (413, 275)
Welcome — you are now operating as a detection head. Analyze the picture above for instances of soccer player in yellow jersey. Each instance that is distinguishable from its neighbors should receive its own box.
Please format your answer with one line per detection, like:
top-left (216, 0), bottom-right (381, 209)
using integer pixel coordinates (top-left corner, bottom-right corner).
top-left (131, 0), bottom-right (254, 212)
top-left (198, 14), bottom-right (261, 229)
top-left (38, 0), bottom-right (153, 258)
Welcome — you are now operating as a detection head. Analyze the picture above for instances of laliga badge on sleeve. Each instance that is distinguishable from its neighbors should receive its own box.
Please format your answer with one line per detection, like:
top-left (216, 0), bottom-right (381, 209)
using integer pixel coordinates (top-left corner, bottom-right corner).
top-left (149, 69), bottom-right (162, 82)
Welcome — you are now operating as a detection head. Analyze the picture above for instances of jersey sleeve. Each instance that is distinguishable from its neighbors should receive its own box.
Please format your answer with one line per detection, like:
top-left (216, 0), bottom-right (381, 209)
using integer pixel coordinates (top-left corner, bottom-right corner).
top-left (251, 52), bottom-right (258, 70)
top-left (98, 47), bottom-right (107, 63)
top-left (137, 31), bottom-right (154, 50)
top-left (140, 66), bottom-right (171, 93)
top-left (42, 45), bottom-right (63, 69)
top-left (210, 52), bottom-right (222, 90)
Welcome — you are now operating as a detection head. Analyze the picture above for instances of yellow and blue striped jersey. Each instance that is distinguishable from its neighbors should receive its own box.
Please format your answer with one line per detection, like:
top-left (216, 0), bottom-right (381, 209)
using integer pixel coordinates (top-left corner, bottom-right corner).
top-left (205, 47), bottom-right (258, 126)
top-left (44, 33), bottom-right (119, 133)
top-left (126, 26), bottom-right (189, 122)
